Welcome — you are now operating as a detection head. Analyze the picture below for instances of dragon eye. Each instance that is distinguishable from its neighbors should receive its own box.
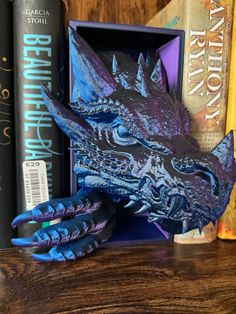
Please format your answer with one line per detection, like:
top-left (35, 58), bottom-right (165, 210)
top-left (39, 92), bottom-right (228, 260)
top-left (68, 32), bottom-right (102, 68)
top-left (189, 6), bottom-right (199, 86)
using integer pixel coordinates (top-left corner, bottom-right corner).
top-left (113, 126), bottom-right (137, 146)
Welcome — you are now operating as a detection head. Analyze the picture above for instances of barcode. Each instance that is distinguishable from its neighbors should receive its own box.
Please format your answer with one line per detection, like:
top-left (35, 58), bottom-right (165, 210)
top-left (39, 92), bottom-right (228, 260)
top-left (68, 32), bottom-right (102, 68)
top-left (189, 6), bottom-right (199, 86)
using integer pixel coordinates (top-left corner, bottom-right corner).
top-left (29, 168), bottom-right (42, 206)
top-left (23, 161), bottom-right (49, 210)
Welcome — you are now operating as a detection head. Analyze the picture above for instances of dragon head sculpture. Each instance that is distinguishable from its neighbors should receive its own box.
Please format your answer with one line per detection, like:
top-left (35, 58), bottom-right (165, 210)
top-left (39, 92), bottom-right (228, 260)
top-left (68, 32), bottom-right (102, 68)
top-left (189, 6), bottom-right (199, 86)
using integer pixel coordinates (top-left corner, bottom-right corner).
top-left (41, 26), bottom-right (236, 235)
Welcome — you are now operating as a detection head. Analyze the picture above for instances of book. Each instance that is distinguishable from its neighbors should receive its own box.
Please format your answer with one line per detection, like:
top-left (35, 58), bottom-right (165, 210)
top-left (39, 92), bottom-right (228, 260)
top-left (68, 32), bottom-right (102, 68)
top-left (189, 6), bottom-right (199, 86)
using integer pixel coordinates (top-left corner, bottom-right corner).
top-left (13, 0), bottom-right (66, 237)
top-left (0, 0), bottom-right (16, 248)
top-left (217, 5), bottom-right (236, 240)
top-left (147, 0), bottom-right (234, 243)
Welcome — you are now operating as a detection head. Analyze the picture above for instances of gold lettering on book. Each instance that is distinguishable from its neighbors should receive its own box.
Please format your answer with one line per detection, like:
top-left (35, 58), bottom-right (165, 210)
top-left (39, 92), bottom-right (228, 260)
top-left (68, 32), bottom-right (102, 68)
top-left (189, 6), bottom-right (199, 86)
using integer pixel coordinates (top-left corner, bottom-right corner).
top-left (187, 0), bottom-right (226, 130)
top-left (188, 30), bottom-right (206, 96)
top-left (0, 56), bottom-right (12, 145)
top-left (205, 0), bottom-right (224, 125)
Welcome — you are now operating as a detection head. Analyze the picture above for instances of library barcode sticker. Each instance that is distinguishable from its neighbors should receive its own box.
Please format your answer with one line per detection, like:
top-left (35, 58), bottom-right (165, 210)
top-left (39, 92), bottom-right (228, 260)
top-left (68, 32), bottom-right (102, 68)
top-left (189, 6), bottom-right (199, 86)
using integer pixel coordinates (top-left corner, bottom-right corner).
top-left (23, 160), bottom-right (49, 210)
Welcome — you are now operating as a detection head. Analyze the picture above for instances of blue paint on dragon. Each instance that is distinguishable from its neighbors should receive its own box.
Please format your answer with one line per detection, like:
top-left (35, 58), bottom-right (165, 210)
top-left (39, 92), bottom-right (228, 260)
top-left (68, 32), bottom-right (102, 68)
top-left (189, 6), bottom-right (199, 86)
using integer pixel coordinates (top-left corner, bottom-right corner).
top-left (11, 27), bottom-right (236, 262)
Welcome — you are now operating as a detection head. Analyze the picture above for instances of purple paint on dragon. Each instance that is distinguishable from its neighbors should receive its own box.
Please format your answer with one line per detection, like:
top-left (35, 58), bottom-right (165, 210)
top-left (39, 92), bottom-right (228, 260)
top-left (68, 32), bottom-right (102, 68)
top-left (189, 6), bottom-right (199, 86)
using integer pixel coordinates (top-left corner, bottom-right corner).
top-left (11, 27), bottom-right (236, 262)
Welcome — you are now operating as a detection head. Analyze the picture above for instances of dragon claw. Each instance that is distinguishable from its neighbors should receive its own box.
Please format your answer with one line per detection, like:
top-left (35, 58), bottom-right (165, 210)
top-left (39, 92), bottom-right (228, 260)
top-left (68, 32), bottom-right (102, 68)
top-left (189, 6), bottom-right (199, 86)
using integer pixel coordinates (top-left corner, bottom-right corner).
top-left (11, 211), bottom-right (33, 228)
top-left (11, 236), bottom-right (35, 247)
top-left (31, 219), bottom-right (114, 262)
top-left (11, 190), bottom-right (104, 227)
top-left (11, 190), bottom-right (116, 262)
top-left (29, 215), bottom-right (94, 247)
top-left (32, 253), bottom-right (54, 262)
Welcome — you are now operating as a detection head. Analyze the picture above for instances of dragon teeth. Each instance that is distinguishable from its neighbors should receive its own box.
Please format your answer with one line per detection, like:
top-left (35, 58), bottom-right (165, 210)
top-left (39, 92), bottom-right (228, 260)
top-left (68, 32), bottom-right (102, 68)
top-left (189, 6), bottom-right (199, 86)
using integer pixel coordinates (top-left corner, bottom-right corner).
top-left (198, 227), bottom-right (203, 234)
top-left (148, 215), bottom-right (158, 222)
top-left (148, 217), bottom-right (156, 222)
top-left (156, 210), bottom-right (165, 215)
top-left (167, 197), bottom-right (176, 217)
top-left (124, 200), bottom-right (136, 208)
top-left (129, 195), bottom-right (138, 201)
top-left (135, 205), bottom-right (149, 214)
top-left (153, 214), bottom-right (166, 218)
top-left (211, 219), bottom-right (216, 226)
top-left (148, 212), bottom-right (166, 222)
top-left (182, 219), bottom-right (189, 234)
top-left (198, 219), bottom-right (203, 234)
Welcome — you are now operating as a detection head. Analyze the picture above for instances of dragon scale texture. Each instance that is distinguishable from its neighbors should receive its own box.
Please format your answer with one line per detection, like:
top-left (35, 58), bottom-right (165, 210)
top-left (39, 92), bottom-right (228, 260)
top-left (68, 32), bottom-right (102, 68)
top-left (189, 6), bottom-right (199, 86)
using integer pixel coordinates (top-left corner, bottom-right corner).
top-left (11, 27), bottom-right (236, 262)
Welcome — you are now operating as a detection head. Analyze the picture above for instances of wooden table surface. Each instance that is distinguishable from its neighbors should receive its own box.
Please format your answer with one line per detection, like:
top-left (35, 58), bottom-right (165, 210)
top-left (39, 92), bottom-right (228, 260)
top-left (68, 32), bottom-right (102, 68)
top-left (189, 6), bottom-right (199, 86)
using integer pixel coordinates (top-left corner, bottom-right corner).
top-left (0, 240), bottom-right (236, 314)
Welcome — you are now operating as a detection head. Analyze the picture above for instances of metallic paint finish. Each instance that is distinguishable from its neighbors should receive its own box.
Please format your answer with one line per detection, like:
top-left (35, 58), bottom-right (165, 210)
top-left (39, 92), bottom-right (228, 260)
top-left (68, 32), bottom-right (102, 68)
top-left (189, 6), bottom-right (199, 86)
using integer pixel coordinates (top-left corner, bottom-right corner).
top-left (11, 27), bottom-right (236, 262)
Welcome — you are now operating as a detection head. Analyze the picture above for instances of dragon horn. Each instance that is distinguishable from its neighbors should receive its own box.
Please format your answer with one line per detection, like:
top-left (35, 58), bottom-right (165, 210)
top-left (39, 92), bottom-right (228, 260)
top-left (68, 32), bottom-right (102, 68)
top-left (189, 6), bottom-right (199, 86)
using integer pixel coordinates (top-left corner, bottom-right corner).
top-left (211, 131), bottom-right (235, 172)
top-left (145, 50), bottom-right (155, 68)
top-left (150, 58), bottom-right (167, 90)
top-left (138, 52), bottom-right (146, 65)
top-left (112, 54), bottom-right (119, 73)
top-left (41, 86), bottom-right (93, 142)
top-left (69, 26), bottom-right (115, 102)
top-left (136, 63), bottom-right (150, 97)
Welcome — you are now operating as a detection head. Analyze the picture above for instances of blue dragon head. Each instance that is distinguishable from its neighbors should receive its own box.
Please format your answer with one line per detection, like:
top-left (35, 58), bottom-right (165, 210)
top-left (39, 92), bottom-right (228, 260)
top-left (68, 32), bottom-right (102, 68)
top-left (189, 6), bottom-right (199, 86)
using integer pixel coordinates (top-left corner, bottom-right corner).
top-left (41, 27), bottom-right (236, 235)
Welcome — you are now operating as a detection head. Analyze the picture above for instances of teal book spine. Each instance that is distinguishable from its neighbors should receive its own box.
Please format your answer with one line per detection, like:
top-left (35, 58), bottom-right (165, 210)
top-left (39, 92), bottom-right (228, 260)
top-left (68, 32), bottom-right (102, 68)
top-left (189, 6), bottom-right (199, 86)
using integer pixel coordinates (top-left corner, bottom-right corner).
top-left (13, 0), bottom-right (66, 237)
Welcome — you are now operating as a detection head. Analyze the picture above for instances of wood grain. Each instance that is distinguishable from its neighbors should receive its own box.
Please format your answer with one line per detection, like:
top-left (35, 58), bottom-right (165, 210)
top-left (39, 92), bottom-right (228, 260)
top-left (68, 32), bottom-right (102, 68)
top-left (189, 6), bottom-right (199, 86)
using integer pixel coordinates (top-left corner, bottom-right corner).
top-left (64, 0), bottom-right (170, 25)
top-left (0, 241), bottom-right (236, 313)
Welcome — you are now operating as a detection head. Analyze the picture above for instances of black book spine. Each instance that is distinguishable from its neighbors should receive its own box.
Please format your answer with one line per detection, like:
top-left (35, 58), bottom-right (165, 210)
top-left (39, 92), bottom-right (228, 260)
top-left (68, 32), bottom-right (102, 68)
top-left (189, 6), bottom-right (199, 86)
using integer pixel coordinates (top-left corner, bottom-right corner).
top-left (13, 0), bottom-right (66, 237)
top-left (0, 0), bottom-right (16, 248)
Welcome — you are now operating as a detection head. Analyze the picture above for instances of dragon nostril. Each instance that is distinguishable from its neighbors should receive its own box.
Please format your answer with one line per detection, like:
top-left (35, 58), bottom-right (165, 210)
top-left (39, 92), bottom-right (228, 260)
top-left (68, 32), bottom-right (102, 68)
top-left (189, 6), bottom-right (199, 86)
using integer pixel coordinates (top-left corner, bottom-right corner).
top-left (195, 170), bottom-right (219, 196)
